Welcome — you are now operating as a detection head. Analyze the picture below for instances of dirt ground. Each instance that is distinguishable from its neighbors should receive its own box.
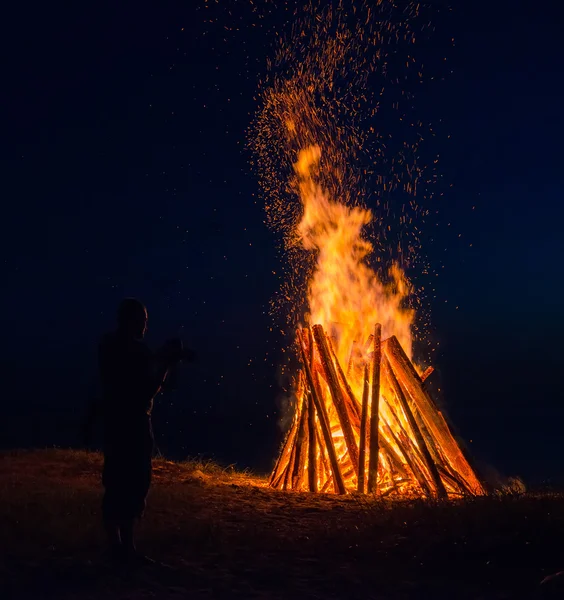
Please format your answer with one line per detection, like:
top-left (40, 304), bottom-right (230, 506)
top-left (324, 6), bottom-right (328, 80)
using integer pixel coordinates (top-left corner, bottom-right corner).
top-left (1, 449), bottom-right (564, 599)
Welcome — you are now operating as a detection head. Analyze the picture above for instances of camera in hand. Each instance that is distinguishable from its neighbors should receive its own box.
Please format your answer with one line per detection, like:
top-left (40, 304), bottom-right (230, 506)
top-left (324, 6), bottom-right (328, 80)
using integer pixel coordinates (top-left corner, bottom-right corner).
top-left (162, 338), bottom-right (196, 364)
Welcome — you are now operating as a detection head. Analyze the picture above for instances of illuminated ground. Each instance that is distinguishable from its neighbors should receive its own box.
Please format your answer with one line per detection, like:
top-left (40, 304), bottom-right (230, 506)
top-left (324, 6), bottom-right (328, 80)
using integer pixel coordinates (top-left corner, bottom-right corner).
top-left (1, 449), bottom-right (563, 599)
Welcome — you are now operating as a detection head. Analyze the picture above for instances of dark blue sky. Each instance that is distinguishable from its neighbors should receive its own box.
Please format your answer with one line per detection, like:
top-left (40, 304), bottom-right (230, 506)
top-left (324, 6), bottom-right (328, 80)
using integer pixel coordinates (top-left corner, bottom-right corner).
top-left (2, 1), bottom-right (563, 482)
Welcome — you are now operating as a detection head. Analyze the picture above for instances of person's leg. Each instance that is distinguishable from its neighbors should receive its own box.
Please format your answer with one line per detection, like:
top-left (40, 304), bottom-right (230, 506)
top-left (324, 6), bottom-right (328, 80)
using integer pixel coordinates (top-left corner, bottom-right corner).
top-left (119, 518), bottom-right (136, 555)
top-left (104, 519), bottom-right (123, 557)
top-left (118, 452), bottom-right (153, 564)
top-left (102, 452), bottom-right (126, 560)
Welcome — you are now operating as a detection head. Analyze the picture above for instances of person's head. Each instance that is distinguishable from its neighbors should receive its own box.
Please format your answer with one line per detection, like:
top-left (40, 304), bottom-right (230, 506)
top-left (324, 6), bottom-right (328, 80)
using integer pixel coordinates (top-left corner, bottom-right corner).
top-left (117, 298), bottom-right (148, 339)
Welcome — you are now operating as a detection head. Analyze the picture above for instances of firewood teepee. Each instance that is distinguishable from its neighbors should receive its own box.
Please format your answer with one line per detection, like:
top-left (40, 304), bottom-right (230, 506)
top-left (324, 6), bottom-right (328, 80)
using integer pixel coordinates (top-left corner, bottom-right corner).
top-left (269, 324), bottom-right (485, 497)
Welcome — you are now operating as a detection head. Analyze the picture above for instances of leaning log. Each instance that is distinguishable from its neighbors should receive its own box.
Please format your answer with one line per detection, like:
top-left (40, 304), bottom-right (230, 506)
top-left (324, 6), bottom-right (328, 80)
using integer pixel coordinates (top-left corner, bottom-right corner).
top-left (357, 363), bottom-right (370, 493)
top-left (385, 356), bottom-right (447, 499)
top-left (307, 392), bottom-right (317, 492)
top-left (327, 337), bottom-right (361, 425)
top-left (315, 427), bottom-right (330, 490)
top-left (367, 324), bottom-right (382, 493)
top-left (292, 393), bottom-right (310, 490)
top-left (384, 336), bottom-right (485, 495)
top-left (363, 334), bottom-right (375, 355)
top-left (421, 366), bottom-right (434, 382)
top-left (346, 341), bottom-right (357, 377)
top-left (384, 422), bottom-right (432, 497)
top-left (437, 464), bottom-right (469, 496)
top-left (299, 330), bottom-right (346, 494)
top-left (283, 413), bottom-right (299, 491)
top-left (270, 401), bottom-right (301, 489)
top-left (313, 325), bottom-right (360, 477)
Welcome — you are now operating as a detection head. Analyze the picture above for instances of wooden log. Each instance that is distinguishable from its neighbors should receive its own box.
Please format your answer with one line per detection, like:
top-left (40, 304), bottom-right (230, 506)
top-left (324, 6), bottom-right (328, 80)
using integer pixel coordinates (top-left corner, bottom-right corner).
top-left (292, 392), bottom-right (310, 490)
top-left (357, 363), bottom-right (370, 493)
top-left (312, 325), bottom-right (360, 478)
top-left (298, 330), bottom-right (347, 495)
top-left (367, 324), bottom-right (382, 493)
top-left (384, 422), bottom-right (432, 497)
top-left (282, 433), bottom-right (297, 490)
top-left (269, 402), bottom-right (301, 488)
top-left (380, 390), bottom-right (438, 482)
top-left (305, 326), bottom-right (314, 364)
top-left (268, 390), bottom-right (294, 487)
top-left (346, 341), bottom-right (357, 376)
top-left (327, 337), bottom-right (361, 425)
top-left (421, 366), bottom-right (434, 382)
top-left (378, 425), bottom-right (409, 479)
top-left (268, 442), bottom-right (284, 487)
top-left (402, 429), bottom-right (441, 494)
top-left (282, 401), bottom-right (302, 491)
top-left (384, 336), bottom-right (485, 495)
top-left (315, 426), bottom-right (329, 491)
top-left (435, 453), bottom-right (473, 495)
top-left (437, 464), bottom-right (469, 495)
top-left (414, 410), bottom-right (452, 480)
top-left (408, 401), bottom-right (445, 466)
top-left (385, 356), bottom-right (447, 499)
top-left (363, 334), bottom-right (375, 355)
top-left (307, 392), bottom-right (317, 492)
top-left (409, 370), bottom-right (446, 469)
top-left (270, 368), bottom-right (309, 488)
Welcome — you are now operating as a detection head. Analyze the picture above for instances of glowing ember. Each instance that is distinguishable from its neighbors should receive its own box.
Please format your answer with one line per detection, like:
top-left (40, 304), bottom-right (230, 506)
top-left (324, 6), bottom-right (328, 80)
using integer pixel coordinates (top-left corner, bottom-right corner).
top-left (252, 1), bottom-right (484, 496)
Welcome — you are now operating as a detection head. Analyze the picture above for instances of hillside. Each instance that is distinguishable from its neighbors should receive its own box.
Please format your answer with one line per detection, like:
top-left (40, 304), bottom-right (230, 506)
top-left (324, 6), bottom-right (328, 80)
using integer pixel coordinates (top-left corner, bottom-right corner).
top-left (1, 449), bottom-right (563, 599)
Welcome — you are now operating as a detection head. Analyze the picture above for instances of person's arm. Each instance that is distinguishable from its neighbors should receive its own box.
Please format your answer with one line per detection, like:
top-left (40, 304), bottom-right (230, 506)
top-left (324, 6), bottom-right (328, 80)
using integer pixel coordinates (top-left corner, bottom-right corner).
top-left (146, 338), bottom-right (193, 397)
top-left (145, 354), bottom-right (172, 400)
top-left (131, 340), bottom-right (181, 408)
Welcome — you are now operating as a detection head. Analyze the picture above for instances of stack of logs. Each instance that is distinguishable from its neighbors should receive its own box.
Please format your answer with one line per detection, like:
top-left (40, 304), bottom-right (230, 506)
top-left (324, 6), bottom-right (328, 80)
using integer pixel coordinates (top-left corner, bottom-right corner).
top-left (269, 324), bottom-right (485, 497)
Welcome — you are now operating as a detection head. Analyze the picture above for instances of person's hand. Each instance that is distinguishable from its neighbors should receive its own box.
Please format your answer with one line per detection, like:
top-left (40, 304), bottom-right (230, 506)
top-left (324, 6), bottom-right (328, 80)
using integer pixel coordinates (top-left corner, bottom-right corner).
top-left (163, 338), bottom-right (184, 364)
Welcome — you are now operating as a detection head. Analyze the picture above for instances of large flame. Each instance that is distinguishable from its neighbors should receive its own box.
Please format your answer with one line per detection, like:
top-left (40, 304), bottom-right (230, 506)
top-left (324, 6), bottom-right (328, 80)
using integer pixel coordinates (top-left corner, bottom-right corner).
top-left (295, 145), bottom-right (413, 377)
top-left (255, 2), bottom-right (486, 497)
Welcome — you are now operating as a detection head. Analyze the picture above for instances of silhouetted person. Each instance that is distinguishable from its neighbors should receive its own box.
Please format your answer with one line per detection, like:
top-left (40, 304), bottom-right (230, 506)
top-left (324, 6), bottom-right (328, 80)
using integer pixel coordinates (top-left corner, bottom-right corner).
top-left (86, 298), bottom-right (192, 565)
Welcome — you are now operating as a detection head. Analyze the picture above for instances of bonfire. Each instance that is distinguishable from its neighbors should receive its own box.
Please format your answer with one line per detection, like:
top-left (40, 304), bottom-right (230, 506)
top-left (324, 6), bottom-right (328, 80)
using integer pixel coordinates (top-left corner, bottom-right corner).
top-left (268, 148), bottom-right (485, 498)
top-left (251, 2), bottom-right (485, 497)
top-left (269, 323), bottom-right (484, 497)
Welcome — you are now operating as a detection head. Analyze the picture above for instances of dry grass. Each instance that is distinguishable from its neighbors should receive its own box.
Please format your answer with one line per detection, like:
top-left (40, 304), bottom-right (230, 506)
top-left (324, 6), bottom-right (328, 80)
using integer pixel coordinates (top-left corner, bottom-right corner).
top-left (1, 449), bottom-right (564, 599)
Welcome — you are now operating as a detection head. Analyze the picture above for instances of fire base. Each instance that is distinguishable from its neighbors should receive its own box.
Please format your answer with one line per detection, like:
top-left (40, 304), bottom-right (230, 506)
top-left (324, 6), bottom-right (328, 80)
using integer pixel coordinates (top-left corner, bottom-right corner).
top-left (269, 324), bottom-right (485, 497)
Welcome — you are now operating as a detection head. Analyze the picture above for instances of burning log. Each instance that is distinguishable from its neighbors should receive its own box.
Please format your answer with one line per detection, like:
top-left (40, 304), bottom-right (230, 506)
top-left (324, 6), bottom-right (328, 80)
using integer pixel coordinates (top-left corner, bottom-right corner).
top-left (299, 330), bottom-right (346, 494)
top-left (270, 326), bottom-right (484, 499)
top-left (327, 337), bottom-right (361, 425)
top-left (377, 424), bottom-right (409, 480)
top-left (421, 366), bottom-right (434, 382)
top-left (437, 464), bottom-right (470, 496)
top-left (385, 357), bottom-right (447, 499)
top-left (362, 334), bottom-right (375, 355)
top-left (315, 427), bottom-right (331, 490)
top-left (292, 394), bottom-right (310, 489)
top-left (312, 325), bottom-right (360, 477)
top-left (385, 422), bottom-right (432, 497)
top-left (346, 341), bottom-right (357, 377)
top-left (367, 324), bottom-right (382, 493)
top-left (384, 336), bottom-right (485, 495)
top-left (283, 430), bottom-right (298, 491)
top-left (270, 399), bottom-right (301, 489)
top-left (357, 363), bottom-right (370, 493)
top-left (307, 393), bottom-right (317, 492)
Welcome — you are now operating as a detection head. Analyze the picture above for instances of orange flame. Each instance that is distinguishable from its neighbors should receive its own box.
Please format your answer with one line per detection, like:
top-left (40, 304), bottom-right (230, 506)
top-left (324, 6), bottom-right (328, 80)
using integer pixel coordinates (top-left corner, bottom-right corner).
top-left (295, 144), bottom-right (413, 376)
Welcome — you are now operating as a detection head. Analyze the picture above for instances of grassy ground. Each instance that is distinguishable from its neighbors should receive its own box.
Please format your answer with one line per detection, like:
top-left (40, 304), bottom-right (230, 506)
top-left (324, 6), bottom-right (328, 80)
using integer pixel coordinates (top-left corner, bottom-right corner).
top-left (1, 449), bottom-right (563, 599)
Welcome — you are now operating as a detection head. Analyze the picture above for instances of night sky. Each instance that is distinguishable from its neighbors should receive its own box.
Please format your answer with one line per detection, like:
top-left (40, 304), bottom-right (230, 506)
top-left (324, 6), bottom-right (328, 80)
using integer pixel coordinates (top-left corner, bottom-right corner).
top-left (3, 1), bottom-right (564, 484)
